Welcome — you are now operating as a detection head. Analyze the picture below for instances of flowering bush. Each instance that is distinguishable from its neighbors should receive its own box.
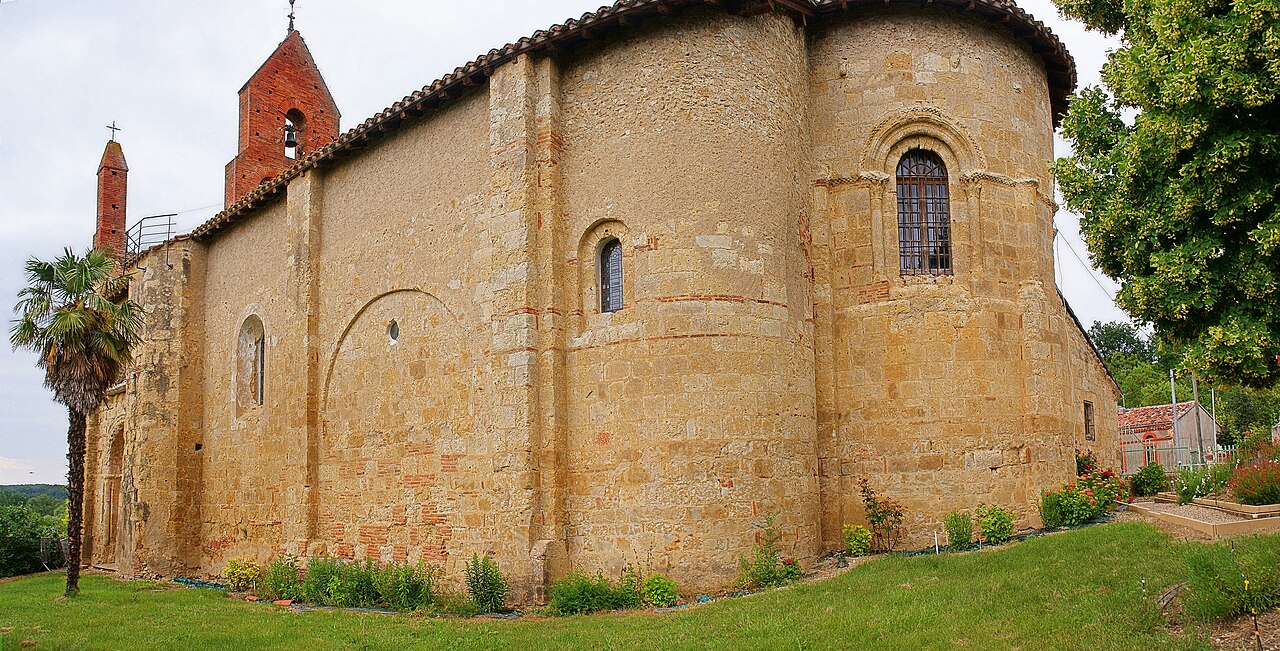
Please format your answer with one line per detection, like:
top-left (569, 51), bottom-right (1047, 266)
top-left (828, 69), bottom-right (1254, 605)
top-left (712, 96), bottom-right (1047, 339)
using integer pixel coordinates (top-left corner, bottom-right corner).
top-left (1040, 467), bottom-right (1128, 527)
top-left (1172, 463), bottom-right (1235, 505)
top-left (858, 476), bottom-right (905, 552)
top-left (1229, 461), bottom-right (1280, 506)
top-left (1076, 448), bottom-right (1099, 476)
top-left (736, 516), bottom-right (802, 590)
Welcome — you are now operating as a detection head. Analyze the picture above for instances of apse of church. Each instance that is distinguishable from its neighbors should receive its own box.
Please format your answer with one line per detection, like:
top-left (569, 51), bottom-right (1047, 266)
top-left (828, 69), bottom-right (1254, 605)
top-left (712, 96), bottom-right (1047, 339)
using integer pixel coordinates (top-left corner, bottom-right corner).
top-left (82, 0), bottom-right (1119, 602)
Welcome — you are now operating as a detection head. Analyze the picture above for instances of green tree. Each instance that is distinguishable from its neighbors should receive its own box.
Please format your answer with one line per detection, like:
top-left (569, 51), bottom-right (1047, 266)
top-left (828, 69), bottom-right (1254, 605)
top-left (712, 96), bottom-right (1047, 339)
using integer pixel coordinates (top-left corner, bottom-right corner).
top-left (0, 491), bottom-right (26, 508)
top-left (1087, 321), bottom-right (1151, 362)
top-left (1052, 0), bottom-right (1280, 388)
top-left (9, 249), bottom-right (142, 597)
top-left (24, 494), bottom-right (62, 517)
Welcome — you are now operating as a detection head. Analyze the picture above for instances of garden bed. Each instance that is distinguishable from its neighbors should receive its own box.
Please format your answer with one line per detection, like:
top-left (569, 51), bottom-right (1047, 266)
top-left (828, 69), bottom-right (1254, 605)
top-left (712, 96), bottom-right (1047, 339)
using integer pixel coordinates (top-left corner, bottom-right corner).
top-left (1153, 492), bottom-right (1280, 518)
top-left (1130, 501), bottom-right (1280, 538)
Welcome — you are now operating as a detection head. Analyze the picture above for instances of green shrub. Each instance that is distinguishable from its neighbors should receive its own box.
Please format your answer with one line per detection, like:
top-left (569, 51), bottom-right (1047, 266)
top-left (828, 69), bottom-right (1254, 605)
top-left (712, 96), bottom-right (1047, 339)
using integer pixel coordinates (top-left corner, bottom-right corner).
top-left (0, 506), bottom-right (44, 578)
top-left (975, 504), bottom-right (1015, 544)
top-left (550, 570), bottom-right (619, 611)
top-left (943, 511), bottom-right (973, 551)
top-left (1039, 491), bottom-right (1066, 529)
top-left (260, 555), bottom-right (303, 601)
top-left (1230, 461), bottom-right (1280, 506)
top-left (1183, 538), bottom-right (1280, 622)
top-left (333, 558), bottom-right (380, 607)
top-left (640, 573), bottom-right (680, 607)
top-left (464, 553), bottom-right (508, 613)
top-left (221, 557), bottom-right (262, 592)
top-left (302, 556), bottom-right (341, 605)
top-left (858, 477), bottom-right (905, 552)
top-left (375, 560), bottom-right (436, 611)
top-left (615, 565), bottom-right (643, 609)
top-left (1130, 463), bottom-right (1167, 497)
top-left (736, 516), bottom-right (801, 590)
top-left (841, 524), bottom-right (873, 557)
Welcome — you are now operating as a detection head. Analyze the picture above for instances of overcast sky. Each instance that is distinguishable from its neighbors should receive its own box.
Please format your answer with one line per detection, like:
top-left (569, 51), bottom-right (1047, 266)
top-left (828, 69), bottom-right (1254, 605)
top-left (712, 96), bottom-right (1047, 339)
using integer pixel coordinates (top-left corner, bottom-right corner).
top-left (0, 0), bottom-right (1126, 485)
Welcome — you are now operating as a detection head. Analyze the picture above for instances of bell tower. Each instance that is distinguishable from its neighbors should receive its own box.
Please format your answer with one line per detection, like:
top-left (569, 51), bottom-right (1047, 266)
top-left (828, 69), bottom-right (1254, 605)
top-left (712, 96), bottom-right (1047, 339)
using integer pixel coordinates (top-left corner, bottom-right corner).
top-left (94, 134), bottom-right (128, 261)
top-left (223, 22), bottom-right (340, 208)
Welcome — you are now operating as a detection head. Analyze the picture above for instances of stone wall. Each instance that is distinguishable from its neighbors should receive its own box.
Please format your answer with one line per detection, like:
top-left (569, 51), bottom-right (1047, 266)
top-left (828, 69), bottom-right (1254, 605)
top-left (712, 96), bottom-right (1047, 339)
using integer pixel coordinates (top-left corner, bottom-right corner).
top-left (84, 3), bottom-right (1117, 599)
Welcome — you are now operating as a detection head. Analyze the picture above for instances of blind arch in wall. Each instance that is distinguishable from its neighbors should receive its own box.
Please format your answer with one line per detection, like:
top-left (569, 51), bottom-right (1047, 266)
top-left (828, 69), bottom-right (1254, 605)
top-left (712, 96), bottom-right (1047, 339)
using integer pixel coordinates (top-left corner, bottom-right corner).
top-left (896, 150), bottom-right (953, 275)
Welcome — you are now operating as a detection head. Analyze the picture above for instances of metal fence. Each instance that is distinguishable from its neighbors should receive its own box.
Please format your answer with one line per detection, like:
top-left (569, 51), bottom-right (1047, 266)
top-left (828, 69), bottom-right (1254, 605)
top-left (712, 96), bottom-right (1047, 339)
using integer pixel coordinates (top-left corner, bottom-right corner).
top-left (1119, 441), bottom-right (1237, 474)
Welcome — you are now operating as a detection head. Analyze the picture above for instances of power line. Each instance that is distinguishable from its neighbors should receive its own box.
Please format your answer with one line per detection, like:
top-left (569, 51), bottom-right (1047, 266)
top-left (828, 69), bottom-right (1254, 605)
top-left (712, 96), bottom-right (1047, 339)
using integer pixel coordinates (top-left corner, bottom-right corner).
top-left (1053, 221), bottom-right (1117, 302)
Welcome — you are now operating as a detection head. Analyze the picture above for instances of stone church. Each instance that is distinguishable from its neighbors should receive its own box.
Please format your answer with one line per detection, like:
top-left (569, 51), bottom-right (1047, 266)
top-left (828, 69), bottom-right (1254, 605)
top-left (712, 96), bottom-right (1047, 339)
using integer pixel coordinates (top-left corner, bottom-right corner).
top-left (81, 0), bottom-right (1119, 599)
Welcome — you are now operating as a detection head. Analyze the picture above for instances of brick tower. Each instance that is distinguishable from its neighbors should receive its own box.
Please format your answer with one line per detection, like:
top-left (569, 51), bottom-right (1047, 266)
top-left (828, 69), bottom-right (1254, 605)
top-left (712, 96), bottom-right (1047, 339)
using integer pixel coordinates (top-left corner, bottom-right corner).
top-left (94, 139), bottom-right (128, 260)
top-left (223, 28), bottom-right (339, 208)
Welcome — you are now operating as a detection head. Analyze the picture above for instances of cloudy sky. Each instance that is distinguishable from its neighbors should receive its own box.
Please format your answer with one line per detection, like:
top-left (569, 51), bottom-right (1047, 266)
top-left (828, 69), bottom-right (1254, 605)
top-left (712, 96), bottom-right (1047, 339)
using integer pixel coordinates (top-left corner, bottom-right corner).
top-left (0, 0), bottom-right (1126, 485)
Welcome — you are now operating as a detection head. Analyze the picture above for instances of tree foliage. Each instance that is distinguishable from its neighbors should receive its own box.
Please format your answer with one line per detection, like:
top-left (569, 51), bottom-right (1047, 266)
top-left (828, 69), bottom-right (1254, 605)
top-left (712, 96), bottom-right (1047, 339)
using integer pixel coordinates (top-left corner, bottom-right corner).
top-left (9, 248), bottom-right (142, 597)
top-left (1088, 321), bottom-right (1280, 444)
top-left (1052, 0), bottom-right (1280, 387)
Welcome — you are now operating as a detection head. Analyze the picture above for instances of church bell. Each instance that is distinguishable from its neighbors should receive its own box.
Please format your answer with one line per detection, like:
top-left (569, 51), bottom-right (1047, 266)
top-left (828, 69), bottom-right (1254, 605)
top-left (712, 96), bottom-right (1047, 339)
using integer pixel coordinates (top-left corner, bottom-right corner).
top-left (283, 123), bottom-right (299, 149)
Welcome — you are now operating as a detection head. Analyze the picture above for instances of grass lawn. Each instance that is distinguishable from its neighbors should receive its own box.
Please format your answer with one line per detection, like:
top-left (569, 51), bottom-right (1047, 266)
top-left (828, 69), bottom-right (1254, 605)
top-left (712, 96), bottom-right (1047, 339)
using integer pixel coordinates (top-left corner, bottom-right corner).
top-left (0, 522), bottom-right (1261, 650)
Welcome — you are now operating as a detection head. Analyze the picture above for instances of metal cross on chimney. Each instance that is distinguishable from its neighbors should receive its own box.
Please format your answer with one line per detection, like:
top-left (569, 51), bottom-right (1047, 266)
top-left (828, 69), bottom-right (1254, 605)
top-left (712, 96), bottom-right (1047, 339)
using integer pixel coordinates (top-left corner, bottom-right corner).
top-left (287, 0), bottom-right (296, 33)
top-left (106, 121), bottom-right (121, 140)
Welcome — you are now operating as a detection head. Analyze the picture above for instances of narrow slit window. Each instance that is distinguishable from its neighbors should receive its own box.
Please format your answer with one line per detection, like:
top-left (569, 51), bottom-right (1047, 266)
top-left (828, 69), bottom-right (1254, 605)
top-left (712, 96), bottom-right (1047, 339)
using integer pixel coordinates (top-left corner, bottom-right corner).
top-left (1084, 401), bottom-right (1095, 441)
top-left (254, 335), bottom-right (265, 406)
top-left (600, 238), bottom-right (624, 313)
top-left (897, 150), bottom-right (952, 275)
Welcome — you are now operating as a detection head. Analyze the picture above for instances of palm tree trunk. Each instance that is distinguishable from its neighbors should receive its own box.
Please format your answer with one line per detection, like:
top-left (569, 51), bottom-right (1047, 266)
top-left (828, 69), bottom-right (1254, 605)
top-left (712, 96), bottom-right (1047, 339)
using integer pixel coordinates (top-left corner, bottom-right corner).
top-left (65, 408), bottom-right (87, 598)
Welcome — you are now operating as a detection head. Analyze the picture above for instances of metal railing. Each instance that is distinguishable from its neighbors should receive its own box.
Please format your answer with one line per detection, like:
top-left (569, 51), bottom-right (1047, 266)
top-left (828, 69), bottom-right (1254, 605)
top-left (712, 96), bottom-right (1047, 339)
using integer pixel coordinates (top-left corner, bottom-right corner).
top-left (123, 213), bottom-right (176, 267)
top-left (1119, 441), bottom-right (1237, 474)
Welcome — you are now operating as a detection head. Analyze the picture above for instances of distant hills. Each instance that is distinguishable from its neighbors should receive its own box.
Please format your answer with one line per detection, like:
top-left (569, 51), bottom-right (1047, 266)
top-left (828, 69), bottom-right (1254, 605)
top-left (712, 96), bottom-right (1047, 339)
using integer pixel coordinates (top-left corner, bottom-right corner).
top-left (0, 484), bottom-right (66, 499)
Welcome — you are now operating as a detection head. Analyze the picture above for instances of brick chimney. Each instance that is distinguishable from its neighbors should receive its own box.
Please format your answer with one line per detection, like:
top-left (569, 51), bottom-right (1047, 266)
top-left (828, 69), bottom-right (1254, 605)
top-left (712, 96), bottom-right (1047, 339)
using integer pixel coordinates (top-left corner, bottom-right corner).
top-left (224, 30), bottom-right (340, 208)
top-left (94, 139), bottom-right (128, 260)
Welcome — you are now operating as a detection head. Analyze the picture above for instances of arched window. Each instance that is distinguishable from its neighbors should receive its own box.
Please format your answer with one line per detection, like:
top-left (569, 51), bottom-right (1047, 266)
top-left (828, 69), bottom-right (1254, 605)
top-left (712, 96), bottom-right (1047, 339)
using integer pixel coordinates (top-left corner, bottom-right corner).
top-left (896, 150), bottom-right (952, 275)
top-left (599, 238), bottom-right (624, 313)
top-left (236, 315), bottom-right (265, 412)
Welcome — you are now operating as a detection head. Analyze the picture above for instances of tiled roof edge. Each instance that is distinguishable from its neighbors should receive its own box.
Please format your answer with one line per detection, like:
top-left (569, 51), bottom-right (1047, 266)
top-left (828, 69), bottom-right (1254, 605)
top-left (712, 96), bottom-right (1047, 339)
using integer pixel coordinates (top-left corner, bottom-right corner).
top-left (192, 0), bottom-right (1076, 242)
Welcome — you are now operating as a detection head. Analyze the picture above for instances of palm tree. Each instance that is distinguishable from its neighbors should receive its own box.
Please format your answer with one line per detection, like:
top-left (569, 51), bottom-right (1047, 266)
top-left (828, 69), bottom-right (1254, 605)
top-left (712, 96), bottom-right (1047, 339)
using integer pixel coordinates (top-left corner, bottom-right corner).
top-left (10, 248), bottom-right (142, 597)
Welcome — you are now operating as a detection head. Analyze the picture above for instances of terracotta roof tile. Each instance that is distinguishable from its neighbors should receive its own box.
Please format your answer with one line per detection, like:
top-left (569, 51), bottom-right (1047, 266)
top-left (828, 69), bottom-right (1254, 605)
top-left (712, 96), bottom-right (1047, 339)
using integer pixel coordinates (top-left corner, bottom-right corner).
top-left (1118, 402), bottom-right (1196, 429)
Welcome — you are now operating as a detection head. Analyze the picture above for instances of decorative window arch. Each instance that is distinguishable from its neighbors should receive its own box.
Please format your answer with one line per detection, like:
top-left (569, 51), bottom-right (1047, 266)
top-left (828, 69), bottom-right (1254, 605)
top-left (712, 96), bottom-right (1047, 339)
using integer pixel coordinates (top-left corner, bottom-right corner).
top-left (236, 315), bottom-right (266, 412)
top-left (896, 150), bottom-right (953, 275)
top-left (599, 238), bottom-right (624, 313)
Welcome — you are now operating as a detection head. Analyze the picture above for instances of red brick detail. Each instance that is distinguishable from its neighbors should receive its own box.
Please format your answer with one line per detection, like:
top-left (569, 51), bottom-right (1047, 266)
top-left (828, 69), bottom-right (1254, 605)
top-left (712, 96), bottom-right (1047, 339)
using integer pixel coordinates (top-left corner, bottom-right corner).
top-left (856, 280), bottom-right (891, 303)
top-left (94, 140), bottom-right (128, 260)
top-left (358, 524), bottom-right (390, 547)
top-left (439, 454), bottom-right (462, 473)
top-left (224, 31), bottom-right (340, 208)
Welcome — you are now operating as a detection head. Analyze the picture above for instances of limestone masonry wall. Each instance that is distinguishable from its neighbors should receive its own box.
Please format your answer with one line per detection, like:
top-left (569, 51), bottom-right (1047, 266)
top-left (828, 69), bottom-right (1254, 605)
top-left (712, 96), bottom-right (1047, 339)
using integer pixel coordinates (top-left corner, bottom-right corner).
top-left (85, 3), bottom-right (1118, 600)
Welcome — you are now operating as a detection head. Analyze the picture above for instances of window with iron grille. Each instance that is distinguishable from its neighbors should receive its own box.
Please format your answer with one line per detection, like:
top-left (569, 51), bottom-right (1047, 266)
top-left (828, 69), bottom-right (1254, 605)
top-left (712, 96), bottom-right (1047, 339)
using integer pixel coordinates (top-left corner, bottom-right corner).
top-left (896, 150), bottom-right (953, 275)
top-left (600, 238), bottom-right (624, 313)
top-left (1084, 400), bottom-right (1096, 441)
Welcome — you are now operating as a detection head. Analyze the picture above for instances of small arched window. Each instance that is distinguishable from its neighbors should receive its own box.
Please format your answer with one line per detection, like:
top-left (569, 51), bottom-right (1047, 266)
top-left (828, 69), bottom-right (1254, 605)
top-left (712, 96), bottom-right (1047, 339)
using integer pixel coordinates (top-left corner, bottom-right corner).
top-left (236, 315), bottom-right (266, 411)
top-left (896, 150), bottom-right (952, 275)
top-left (599, 238), bottom-right (624, 313)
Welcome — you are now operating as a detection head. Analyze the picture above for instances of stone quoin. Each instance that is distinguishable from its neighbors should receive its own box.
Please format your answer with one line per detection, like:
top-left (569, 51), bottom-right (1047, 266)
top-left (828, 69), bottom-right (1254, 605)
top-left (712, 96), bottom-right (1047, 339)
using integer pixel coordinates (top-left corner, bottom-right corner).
top-left (81, 0), bottom-right (1120, 602)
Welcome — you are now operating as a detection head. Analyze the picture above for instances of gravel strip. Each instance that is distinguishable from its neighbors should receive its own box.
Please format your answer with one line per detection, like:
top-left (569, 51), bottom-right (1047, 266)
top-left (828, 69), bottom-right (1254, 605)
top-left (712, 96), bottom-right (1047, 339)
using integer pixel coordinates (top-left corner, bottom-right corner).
top-left (1141, 502), bottom-right (1247, 524)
